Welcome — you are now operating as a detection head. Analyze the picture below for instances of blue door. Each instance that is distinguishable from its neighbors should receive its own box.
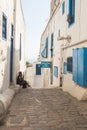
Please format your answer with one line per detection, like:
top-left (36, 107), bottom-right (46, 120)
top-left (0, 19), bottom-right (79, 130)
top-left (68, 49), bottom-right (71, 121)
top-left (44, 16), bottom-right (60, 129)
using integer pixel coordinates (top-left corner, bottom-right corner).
top-left (36, 64), bottom-right (41, 75)
top-left (78, 48), bottom-right (87, 87)
top-left (10, 38), bottom-right (13, 82)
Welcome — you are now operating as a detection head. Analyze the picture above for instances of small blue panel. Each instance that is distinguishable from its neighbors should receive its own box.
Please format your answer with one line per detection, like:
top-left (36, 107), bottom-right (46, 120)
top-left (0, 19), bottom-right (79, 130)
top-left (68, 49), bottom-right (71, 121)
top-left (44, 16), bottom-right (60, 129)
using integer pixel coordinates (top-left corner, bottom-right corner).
top-left (63, 62), bottom-right (67, 74)
top-left (41, 61), bottom-right (51, 68)
top-left (54, 66), bottom-right (58, 77)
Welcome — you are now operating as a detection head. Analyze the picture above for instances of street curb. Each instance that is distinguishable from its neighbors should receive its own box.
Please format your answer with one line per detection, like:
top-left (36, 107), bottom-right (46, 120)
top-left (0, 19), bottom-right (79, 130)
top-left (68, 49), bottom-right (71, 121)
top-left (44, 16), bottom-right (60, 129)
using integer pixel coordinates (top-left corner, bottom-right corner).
top-left (0, 85), bottom-right (21, 121)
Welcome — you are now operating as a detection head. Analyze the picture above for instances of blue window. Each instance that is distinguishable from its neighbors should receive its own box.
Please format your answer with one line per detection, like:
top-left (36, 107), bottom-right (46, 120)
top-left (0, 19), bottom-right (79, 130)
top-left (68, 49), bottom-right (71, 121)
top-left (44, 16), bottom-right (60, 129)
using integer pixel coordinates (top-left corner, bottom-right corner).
top-left (67, 0), bottom-right (75, 26)
top-left (67, 57), bottom-right (73, 73)
top-left (54, 66), bottom-right (58, 77)
top-left (50, 33), bottom-right (54, 58)
top-left (62, 1), bottom-right (65, 15)
top-left (2, 13), bottom-right (7, 40)
top-left (20, 33), bottom-right (22, 60)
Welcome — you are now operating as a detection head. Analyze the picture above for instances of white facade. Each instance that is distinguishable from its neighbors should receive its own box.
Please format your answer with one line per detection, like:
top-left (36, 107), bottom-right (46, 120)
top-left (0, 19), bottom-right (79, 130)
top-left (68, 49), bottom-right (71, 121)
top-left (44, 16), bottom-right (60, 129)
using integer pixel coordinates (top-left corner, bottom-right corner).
top-left (0, 0), bottom-right (25, 92)
top-left (40, 0), bottom-right (87, 100)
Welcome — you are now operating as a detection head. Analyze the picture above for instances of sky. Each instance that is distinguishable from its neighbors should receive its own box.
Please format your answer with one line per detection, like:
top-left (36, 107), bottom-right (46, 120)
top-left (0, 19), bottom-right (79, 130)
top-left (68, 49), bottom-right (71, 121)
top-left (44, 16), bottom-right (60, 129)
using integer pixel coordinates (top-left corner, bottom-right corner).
top-left (21, 0), bottom-right (51, 62)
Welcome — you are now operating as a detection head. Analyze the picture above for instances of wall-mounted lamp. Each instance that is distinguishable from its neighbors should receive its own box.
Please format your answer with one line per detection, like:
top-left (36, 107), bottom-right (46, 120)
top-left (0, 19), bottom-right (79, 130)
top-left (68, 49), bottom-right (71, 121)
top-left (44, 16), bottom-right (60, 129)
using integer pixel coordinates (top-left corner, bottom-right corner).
top-left (57, 35), bottom-right (71, 43)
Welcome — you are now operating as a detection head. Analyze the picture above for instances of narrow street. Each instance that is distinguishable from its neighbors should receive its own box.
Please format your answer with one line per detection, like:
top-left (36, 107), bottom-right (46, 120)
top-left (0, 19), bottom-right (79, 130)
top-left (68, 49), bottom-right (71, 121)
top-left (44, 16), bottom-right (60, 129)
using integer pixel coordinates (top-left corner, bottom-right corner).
top-left (1, 88), bottom-right (87, 130)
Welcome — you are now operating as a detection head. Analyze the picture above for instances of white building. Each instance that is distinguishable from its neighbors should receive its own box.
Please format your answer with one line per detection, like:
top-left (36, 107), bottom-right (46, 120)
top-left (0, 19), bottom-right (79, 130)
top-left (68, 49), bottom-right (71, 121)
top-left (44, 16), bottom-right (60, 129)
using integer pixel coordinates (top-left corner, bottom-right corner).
top-left (0, 0), bottom-right (25, 92)
top-left (40, 0), bottom-right (87, 100)
top-left (26, 61), bottom-right (44, 89)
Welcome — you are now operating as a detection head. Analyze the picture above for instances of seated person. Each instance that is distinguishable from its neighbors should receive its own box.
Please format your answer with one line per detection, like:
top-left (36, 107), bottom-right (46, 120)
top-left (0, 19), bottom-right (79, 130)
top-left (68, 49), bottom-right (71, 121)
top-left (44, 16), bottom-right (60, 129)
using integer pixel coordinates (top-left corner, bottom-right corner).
top-left (16, 71), bottom-right (30, 88)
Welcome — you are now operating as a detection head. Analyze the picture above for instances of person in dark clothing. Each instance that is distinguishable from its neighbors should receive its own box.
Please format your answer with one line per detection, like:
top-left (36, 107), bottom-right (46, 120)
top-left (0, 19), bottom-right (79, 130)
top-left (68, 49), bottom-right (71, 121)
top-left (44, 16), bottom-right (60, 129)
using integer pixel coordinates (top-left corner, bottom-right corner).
top-left (17, 72), bottom-right (30, 88)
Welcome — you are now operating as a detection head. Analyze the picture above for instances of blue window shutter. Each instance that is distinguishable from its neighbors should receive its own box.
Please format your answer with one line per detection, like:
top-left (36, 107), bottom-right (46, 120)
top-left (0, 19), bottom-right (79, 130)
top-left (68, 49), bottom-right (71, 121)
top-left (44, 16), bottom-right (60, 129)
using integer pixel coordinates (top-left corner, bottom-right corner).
top-left (41, 47), bottom-right (46, 58)
top-left (68, 0), bottom-right (72, 16)
top-left (46, 37), bottom-right (48, 58)
top-left (72, 0), bottom-right (75, 17)
top-left (41, 37), bottom-right (48, 58)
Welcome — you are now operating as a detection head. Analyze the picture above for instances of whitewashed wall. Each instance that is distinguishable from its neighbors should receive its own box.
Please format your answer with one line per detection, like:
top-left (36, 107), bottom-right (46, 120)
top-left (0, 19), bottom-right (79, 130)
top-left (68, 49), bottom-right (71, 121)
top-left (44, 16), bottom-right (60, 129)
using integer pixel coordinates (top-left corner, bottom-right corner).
top-left (40, 0), bottom-right (87, 99)
top-left (13, 0), bottom-right (26, 83)
top-left (0, 0), bottom-right (25, 92)
top-left (0, 0), bottom-right (14, 91)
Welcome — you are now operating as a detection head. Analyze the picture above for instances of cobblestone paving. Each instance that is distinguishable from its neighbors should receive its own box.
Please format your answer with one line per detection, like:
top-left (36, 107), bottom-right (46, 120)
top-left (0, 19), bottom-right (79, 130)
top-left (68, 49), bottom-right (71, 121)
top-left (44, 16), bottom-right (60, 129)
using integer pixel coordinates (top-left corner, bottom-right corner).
top-left (0, 88), bottom-right (87, 130)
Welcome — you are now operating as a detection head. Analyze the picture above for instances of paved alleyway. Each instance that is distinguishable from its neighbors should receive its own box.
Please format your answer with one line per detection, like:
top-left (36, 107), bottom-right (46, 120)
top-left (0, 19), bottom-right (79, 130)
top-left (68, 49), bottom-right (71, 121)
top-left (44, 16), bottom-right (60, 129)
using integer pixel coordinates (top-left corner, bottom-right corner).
top-left (0, 88), bottom-right (87, 130)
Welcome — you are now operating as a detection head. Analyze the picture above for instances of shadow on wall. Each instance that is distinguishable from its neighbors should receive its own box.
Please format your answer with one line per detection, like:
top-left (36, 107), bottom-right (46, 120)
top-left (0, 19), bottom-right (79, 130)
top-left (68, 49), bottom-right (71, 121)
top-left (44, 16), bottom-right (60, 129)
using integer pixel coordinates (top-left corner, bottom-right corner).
top-left (0, 46), bottom-right (20, 93)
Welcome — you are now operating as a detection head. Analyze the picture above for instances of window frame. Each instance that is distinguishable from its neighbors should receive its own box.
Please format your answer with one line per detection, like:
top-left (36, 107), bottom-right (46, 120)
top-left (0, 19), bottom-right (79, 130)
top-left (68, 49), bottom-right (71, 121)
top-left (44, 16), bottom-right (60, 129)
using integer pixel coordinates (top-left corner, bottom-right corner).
top-left (2, 13), bottom-right (7, 40)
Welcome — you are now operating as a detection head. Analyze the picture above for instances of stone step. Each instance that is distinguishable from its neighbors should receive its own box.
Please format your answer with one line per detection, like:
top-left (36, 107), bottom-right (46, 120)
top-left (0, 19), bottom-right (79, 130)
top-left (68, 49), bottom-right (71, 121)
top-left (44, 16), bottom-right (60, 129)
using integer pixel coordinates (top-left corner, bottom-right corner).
top-left (0, 85), bottom-right (21, 120)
